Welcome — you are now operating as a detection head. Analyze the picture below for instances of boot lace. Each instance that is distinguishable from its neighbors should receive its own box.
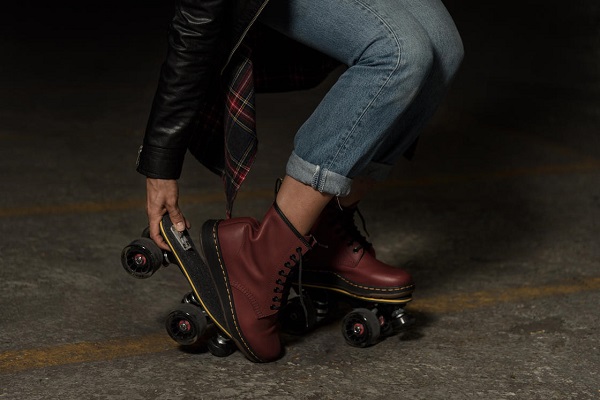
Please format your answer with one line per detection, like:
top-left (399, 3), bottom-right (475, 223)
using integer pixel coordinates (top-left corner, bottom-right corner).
top-left (270, 247), bottom-right (304, 311)
top-left (338, 207), bottom-right (373, 253)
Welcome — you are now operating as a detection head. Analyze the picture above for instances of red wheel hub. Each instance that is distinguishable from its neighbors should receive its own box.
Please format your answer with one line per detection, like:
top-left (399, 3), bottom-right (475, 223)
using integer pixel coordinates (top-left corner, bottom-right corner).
top-left (353, 323), bottom-right (365, 336)
top-left (178, 320), bottom-right (191, 332)
top-left (134, 254), bottom-right (147, 266)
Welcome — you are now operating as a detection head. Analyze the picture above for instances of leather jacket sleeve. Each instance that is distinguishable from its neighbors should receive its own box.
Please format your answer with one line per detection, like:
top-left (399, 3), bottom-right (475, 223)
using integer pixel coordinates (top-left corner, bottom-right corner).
top-left (137, 0), bottom-right (228, 179)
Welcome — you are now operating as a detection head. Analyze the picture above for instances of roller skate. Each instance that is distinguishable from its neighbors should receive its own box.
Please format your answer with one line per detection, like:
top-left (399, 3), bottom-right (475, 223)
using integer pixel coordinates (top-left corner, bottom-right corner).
top-left (122, 202), bottom-right (313, 363)
top-left (279, 200), bottom-right (415, 348)
top-left (120, 220), bottom-right (236, 358)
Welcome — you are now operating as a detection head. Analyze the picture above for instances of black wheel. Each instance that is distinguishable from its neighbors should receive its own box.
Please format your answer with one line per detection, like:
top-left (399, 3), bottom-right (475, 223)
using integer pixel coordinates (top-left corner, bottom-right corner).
top-left (279, 295), bottom-right (317, 335)
top-left (341, 308), bottom-right (381, 348)
top-left (165, 303), bottom-right (207, 346)
top-left (121, 238), bottom-right (164, 278)
top-left (207, 333), bottom-right (236, 357)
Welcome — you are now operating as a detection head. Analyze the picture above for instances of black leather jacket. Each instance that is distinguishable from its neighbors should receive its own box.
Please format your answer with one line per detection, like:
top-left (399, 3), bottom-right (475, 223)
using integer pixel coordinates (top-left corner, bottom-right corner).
top-left (137, 0), bottom-right (269, 180)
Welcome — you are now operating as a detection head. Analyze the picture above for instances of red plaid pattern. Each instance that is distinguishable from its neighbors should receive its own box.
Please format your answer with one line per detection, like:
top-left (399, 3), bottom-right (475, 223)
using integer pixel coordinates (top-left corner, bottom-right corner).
top-left (222, 45), bottom-right (257, 217)
top-left (188, 26), bottom-right (339, 217)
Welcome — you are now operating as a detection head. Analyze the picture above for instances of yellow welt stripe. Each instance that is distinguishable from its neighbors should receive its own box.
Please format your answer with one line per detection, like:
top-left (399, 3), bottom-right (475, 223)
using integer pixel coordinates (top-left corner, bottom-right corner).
top-left (0, 333), bottom-right (177, 374)
top-left (158, 221), bottom-right (234, 341)
top-left (1, 277), bottom-right (598, 374)
top-left (412, 277), bottom-right (600, 314)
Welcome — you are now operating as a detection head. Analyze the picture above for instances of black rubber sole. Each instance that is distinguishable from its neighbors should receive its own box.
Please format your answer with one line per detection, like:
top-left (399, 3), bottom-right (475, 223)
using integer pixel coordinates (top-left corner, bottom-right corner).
top-left (292, 270), bottom-right (414, 304)
top-left (159, 215), bottom-right (263, 362)
top-left (198, 219), bottom-right (266, 362)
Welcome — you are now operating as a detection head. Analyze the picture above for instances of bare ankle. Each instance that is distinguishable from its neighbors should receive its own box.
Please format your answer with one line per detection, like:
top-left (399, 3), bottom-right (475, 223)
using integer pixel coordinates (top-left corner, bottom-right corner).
top-left (275, 176), bottom-right (333, 235)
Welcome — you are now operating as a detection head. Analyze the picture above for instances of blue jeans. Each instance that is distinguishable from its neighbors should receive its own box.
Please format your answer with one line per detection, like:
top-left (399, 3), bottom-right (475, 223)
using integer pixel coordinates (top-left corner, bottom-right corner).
top-left (259, 0), bottom-right (464, 196)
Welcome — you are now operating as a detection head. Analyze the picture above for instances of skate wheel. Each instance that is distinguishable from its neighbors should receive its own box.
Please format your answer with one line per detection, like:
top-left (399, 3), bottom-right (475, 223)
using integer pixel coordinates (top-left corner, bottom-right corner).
top-left (141, 226), bottom-right (151, 238)
top-left (165, 303), bottom-right (207, 346)
top-left (207, 333), bottom-right (236, 357)
top-left (341, 308), bottom-right (381, 348)
top-left (121, 238), bottom-right (164, 279)
top-left (279, 295), bottom-right (317, 335)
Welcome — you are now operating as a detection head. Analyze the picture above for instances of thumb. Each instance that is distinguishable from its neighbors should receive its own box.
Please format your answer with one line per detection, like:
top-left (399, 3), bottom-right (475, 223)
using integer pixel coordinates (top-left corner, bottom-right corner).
top-left (174, 220), bottom-right (186, 232)
top-left (167, 207), bottom-right (186, 232)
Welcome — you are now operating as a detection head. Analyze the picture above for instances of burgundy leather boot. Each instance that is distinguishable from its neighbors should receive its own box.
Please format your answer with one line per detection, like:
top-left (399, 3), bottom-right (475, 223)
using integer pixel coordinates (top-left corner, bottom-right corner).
top-left (198, 202), bottom-right (313, 362)
top-left (302, 200), bottom-right (414, 300)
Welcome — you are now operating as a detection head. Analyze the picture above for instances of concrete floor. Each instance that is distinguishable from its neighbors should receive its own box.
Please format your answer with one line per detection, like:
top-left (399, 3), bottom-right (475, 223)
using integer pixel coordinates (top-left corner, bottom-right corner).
top-left (0, 1), bottom-right (599, 399)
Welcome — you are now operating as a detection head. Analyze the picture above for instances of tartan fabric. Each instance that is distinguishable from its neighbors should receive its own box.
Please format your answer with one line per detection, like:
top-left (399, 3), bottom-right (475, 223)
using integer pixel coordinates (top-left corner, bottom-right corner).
top-left (187, 45), bottom-right (256, 218)
top-left (222, 45), bottom-right (257, 217)
top-left (188, 25), bottom-right (339, 217)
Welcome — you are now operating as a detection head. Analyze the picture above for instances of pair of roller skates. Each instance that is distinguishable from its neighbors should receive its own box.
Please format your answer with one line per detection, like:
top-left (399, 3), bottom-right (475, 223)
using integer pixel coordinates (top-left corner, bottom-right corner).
top-left (121, 213), bottom-right (414, 357)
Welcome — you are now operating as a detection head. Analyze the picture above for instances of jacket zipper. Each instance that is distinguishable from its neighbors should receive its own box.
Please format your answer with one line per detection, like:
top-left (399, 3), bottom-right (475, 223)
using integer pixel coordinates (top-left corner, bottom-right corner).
top-left (220, 0), bottom-right (271, 75)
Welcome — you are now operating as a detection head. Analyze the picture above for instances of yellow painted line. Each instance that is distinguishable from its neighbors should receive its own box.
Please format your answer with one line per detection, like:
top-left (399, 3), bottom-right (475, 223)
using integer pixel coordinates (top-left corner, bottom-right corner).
top-left (0, 191), bottom-right (269, 218)
top-left (0, 192), bottom-right (224, 218)
top-left (412, 276), bottom-right (600, 314)
top-left (0, 277), bottom-right (598, 374)
top-left (381, 160), bottom-right (600, 188)
top-left (0, 161), bottom-right (599, 219)
top-left (0, 333), bottom-right (177, 374)
top-left (0, 198), bottom-right (146, 218)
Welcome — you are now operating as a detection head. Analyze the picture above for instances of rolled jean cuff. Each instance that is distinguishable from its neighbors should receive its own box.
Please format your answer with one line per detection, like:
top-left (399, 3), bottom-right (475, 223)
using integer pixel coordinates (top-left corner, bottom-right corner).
top-left (286, 152), bottom-right (352, 196)
top-left (359, 161), bottom-right (394, 182)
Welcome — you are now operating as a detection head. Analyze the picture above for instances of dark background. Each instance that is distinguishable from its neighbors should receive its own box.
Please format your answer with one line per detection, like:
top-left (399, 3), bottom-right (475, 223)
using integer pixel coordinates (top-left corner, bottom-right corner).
top-left (0, 1), bottom-right (598, 398)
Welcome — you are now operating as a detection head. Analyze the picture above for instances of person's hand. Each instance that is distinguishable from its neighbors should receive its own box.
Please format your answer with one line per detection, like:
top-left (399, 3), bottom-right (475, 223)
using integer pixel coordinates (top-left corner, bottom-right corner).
top-left (145, 178), bottom-right (190, 251)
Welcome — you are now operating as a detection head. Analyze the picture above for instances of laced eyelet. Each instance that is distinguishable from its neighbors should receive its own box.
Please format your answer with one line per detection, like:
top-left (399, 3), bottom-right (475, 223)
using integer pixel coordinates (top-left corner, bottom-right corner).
top-left (270, 247), bottom-right (306, 312)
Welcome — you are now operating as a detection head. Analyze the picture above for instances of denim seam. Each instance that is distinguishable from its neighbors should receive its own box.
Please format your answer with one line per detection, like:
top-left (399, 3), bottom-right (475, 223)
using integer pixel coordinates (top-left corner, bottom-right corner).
top-left (287, 152), bottom-right (351, 195)
top-left (324, 0), bottom-right (404, 174)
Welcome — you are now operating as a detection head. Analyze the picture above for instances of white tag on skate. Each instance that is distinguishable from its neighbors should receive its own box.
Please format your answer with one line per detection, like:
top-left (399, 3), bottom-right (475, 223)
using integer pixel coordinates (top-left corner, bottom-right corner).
top-left (170, 226), bottom-right (192, 251)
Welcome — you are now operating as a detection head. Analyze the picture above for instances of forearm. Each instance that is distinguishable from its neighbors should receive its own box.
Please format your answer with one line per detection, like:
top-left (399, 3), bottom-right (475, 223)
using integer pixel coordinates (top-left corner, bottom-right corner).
top-left (138, 0), bottom-right (228, 179)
